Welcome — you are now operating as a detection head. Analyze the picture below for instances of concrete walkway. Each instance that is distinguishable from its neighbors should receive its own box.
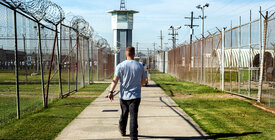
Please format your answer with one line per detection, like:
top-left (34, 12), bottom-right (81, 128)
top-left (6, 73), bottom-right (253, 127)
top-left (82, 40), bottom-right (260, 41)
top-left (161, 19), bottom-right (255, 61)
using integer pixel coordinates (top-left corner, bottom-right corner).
top-left (56, 80), bottom-right (208, 140)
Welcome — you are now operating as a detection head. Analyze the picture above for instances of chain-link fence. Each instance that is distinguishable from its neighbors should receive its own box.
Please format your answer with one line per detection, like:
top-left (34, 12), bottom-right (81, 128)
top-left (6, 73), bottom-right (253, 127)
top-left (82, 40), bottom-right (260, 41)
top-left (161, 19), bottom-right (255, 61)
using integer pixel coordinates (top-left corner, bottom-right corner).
top-left (154, 10), bottom-right (275, 108)
top-left (0, 1), bottom-right (114, 126)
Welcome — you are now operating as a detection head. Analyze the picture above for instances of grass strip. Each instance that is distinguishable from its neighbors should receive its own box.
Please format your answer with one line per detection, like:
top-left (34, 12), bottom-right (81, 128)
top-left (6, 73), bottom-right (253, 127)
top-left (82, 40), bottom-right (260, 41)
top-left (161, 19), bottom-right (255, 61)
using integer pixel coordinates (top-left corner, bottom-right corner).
top-left (0, 83), bottom-right (110, 139)
top-left (150, 70), bottom-right (275, 140)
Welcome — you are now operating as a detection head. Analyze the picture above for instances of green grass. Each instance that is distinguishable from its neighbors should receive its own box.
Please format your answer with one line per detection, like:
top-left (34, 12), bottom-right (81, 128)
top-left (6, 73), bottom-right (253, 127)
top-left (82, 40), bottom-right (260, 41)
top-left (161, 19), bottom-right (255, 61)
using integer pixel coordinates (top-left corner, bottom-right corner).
top-left (150, 70), bottom-right (275, 140)
top-left (0, 68), bottom-right (110, 127)
top-left (0, 83), bottom-right (109, 139)
top-left (0, 69), bottom-right (75, 83)
top-left (77, 83), bottom-right (110, 93)
top-left (0, 97), bottom-right (94, 139)
top-left (150, 70), bottom-right (220, 96)
top-left (0, 96), bottom-right (42, 125)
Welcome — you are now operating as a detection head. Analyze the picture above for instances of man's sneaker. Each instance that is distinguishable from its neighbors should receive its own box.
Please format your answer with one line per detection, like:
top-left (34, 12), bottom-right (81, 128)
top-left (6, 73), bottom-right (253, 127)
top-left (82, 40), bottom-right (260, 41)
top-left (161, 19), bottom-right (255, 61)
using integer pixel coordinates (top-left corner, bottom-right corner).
top-left (118, 125), bottom-right (126, 136)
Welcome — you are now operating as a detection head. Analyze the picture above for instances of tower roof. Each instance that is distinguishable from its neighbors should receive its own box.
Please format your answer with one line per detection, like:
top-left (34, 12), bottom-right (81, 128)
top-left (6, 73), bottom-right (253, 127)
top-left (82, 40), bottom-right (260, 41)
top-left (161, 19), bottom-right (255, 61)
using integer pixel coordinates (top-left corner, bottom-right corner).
top-left (107, 10), bottom-right (139, 14)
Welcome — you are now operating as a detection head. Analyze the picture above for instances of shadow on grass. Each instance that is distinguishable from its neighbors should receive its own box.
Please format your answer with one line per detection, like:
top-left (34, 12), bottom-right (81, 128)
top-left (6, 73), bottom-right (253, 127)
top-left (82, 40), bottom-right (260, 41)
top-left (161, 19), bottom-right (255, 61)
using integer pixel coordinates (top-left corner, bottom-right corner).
top-left (145, 84), bottom-right (160, 87)
top-left (210, 132), bottom-right (262, 139)
top-left (137, 132), bottom-right (261, 139)
top-left (159, 97), bottom-right (262, 140)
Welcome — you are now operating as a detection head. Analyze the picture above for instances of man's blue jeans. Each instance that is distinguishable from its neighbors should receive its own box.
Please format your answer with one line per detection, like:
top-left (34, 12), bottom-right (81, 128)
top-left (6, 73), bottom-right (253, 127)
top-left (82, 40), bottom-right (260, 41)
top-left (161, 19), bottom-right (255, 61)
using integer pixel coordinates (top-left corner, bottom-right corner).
top-left (119, 98), bottom-right (141, 138)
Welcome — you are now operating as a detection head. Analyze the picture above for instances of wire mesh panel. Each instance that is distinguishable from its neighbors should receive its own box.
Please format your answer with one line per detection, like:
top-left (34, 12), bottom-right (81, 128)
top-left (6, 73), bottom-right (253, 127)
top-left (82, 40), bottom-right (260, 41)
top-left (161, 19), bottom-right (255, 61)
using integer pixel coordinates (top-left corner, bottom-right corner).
top-left (250, 20), bottom-right (260, 99)
top-left (91, 42), bottom-right (98, 81)
top-left (0, 0), bottom-right (114, 126)
top-left (0, 5), bottom-right (16, 126)
top-left (97, 48), bottom-right (104, 81)
top-left (60, 25), bottom-right (77, 95)
top-left (43, 26), bottom-right (60, 104)
top-left (156, 12), bottom-right (274, 108)
top-left (264, 17), bottom-right (275, 107)
top-left (18, 14), bottom-right (45, 113)
top-left (205, 37), bottom-right (213, 87)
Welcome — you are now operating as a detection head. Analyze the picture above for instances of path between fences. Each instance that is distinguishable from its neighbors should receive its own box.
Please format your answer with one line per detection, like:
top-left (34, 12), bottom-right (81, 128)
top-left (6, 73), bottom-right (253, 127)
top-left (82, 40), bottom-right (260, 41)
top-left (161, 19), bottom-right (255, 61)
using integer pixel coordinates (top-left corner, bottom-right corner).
top-left (55, 80), bottom-right (208, 140)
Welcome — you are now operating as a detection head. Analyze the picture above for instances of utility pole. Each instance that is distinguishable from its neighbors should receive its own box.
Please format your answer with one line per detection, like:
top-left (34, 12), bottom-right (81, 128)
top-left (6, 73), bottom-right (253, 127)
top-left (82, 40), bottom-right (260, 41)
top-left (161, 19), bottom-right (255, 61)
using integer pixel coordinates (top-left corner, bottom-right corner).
top-left (136, 42), bottom-right (139, 57)
top-left (147, 48), bottom-right (150, 68)
top-left (164, 43), bottom-right (168, 50)
top-left (158, 30), bottom-right (165, 73)
top-left (196, 3), bottom-right (209, 83)
top-left (153, 42), bottom-right (157, 50)
top-left (153, 43), bottom-right (156, 69)
top-left (159, 30), bottom-right (163, 50)
top-left (168, 26), bottom-right (180, 49)
top-left (169, 27), bottom-right (175, 49)
top-left (185, 11), bottom-right (199, 71)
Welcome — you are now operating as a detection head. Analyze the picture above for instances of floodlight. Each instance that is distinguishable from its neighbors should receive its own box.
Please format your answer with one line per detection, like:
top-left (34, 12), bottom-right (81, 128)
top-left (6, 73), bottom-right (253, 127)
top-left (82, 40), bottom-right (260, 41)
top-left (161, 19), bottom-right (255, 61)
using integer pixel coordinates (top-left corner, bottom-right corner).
top-left (205, 3), bottom-right (209, 7)
top-left (196, 5), bottom-right (201, 9)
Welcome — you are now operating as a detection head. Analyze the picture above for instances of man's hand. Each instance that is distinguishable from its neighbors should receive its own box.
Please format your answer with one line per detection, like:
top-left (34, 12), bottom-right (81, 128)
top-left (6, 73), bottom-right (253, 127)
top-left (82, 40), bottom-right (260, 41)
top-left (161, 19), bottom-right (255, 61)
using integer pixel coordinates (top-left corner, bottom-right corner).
top-left (108, 92), bottom-right (114, 101)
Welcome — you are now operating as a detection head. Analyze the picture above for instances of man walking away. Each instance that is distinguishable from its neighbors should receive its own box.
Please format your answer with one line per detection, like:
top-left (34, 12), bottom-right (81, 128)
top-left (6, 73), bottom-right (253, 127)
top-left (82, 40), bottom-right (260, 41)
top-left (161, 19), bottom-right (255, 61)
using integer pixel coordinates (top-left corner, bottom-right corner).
top-left (108, 46), bottom-right (147, 140)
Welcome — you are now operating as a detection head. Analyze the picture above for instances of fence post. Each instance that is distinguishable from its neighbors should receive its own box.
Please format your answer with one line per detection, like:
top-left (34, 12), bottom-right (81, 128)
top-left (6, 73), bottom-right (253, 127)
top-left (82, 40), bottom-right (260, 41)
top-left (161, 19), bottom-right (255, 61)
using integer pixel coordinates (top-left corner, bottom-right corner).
top-left (258, 10), bottom-right (268, 102)
top-left (91, 39), bottom-right (94, 83)
top-left (37, 23), bottom-right (46, 107)
top-left (238, 16), bottom-right (242, 94)
top-left (82, 37), bottom-right (85, 86)
top-left (221, 28), bottom-right (225, 91)
top-left (211, 37), bottom-right (213, 87)
top-left (230, 21), bottom-right (233, 92)
top-left (97, 48), bottom-right (99, 80)
top-left (76, 27), bottom-right (79, 91)
top-left (88, 39), bottom-right (90, 84)
top-left (68, 27), bottom-right (72, 92)
top-left (57, 25), bottom-right (63, 98)
top-left (13, 8), bottom-right (20, 119)
top-left (45, 28), bottom-right (58, 108)
top-left (163, 51), bottom-right (165, 73)
top-left (248, 10), bottom-right (252, 97)
top-left (23, 34), bottom-right (28, 82)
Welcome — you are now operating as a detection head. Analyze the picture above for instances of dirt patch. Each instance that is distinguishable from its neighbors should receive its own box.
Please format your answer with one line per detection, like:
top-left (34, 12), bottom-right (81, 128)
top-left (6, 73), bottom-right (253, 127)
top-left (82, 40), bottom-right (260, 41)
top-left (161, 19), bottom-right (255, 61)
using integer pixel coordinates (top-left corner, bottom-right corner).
top-left (70, 94), bottom-right (99, 98)
top-left (0, 94), bottom-right (41, 98)
top-left (174, 93), bottom-right (248, 100)
top-left (77, 92), bottom-right (101, 94)
top-left (251, 102), bottom-right (275, 114)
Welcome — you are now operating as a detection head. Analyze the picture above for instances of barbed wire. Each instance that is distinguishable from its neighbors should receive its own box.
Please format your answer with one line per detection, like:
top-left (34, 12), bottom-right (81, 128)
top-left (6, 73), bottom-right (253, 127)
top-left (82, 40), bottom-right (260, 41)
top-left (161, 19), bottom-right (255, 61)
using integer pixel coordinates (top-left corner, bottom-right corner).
top-left (2, 0), bottom-right (111, 53)
top-left (71, 16), bottom-right (94, 38)
top-left (3, 0), bottom-right (65, 25)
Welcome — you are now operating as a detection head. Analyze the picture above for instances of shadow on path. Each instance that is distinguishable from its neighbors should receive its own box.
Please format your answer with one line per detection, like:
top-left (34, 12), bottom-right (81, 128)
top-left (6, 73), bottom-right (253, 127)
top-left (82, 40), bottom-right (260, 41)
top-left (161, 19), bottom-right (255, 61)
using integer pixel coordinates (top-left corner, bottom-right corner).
top-left (159, 97), bottom-right (262, 140)
top-left (159, 97), bottom-right (206, 137)
top-left (145, 84), bottom-right (160, 87)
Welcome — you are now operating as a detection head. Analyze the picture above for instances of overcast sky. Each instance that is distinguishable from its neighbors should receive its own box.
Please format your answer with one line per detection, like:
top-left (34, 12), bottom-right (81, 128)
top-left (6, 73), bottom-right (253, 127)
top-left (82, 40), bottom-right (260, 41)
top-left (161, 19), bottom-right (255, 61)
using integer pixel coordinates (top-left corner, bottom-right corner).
top-left (51, 0), bottom-right (275, 50)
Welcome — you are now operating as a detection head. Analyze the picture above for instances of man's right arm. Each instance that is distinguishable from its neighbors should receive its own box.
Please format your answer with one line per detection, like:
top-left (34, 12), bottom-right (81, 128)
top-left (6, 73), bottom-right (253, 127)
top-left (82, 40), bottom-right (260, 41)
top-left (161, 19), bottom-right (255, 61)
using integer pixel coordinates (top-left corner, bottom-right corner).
top-left (109, 65), bottom-right (120, 101)
top-left (108, 76), bottom-right (119, 101)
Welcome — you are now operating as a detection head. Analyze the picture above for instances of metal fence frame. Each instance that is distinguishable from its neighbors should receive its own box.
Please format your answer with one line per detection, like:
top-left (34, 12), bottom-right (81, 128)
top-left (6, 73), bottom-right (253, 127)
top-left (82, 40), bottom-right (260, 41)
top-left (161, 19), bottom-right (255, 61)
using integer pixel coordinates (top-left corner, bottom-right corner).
top-left (154, 9), bottom-right (275, 108)
top-left (0, 1), bottom-right (114, 125)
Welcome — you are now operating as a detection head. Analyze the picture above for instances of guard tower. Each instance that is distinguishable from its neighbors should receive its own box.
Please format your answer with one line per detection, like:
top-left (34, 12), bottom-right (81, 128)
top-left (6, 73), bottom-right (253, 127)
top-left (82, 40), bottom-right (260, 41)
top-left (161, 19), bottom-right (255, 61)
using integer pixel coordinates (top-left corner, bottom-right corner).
top-left (107, 0), bottom-right (138, 66)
